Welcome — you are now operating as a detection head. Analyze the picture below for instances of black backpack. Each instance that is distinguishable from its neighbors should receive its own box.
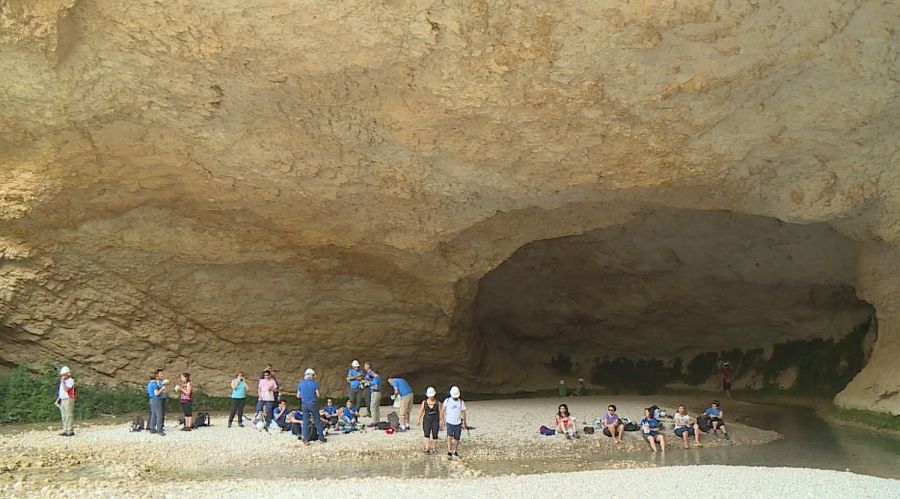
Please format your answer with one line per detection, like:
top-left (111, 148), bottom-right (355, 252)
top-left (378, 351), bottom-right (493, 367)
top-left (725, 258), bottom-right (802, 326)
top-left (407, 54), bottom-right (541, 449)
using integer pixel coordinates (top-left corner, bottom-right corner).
top-left (624, 421), bottom-right (640, 432)
top-left (697, 414), bottom-right (711, 432)
top-left (582, 426), bottom-right (595, 434)
top-left (193, 412), bottom-right (210, 428)
top-left (131, 415), bottom-right (144, 432)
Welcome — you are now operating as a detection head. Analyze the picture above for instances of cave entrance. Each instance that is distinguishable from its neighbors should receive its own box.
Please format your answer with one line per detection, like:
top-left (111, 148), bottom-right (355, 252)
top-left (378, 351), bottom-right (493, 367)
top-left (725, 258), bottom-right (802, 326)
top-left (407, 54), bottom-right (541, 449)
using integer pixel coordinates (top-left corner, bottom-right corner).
top-left (473, 208), bottom-right (875, 395)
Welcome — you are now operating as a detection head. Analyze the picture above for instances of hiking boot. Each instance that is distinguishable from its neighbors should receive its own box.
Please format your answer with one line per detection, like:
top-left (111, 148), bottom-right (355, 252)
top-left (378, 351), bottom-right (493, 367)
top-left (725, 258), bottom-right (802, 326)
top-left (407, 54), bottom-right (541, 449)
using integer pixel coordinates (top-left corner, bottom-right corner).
top-left (447, 452), bottom-right (453, 458)
top-left (158, 431), bottom-right (166, 437)
top-left (724, 433), bottom-right (731, 441)
top-left (181, 427), bottom-right (191, 432)
top-left (453, 451), bottom-right (460, 458)
top-left (59, 431), bottom-right (69, 436)
top-left (238, 424), bottom-right (245, 428)
top-left (148, 429), bottom-right (157, 434)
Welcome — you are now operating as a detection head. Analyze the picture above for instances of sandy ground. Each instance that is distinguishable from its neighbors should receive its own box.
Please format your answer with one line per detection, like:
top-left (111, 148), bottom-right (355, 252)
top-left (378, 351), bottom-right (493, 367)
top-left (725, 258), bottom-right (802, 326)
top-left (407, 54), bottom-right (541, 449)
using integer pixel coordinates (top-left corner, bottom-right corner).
top-left (1, 396), bottom-right (784, 496)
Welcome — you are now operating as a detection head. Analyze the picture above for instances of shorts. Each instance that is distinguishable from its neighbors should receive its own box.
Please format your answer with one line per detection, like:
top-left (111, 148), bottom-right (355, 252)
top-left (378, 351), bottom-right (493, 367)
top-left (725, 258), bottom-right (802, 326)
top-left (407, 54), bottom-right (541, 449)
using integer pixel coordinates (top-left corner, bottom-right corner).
top-left (181, 401), bottom-right (192, 417)
top-left (723, 382), bottom-right (732, 390)
top-left (423, 416), bottom-right (439, 439)
top-left (710, 417), bottom-right (724, 425)
top-left (674, 427), bottom-right (695, 437)
top-left (644, 431), bottom-right (661, 441)
top-left (602, 421), bottom-right (620, 437)
top-left (398, 394), bottom-right (413, 417)
top-left (447, 423), bottom-right (462, 440)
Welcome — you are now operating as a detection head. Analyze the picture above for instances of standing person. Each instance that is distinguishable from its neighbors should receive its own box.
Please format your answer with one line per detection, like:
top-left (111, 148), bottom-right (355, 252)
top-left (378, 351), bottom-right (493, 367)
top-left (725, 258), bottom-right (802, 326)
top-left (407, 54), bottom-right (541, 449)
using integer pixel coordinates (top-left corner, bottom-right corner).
top-left (703, 401), bottom-right (730, 440)
top-left (417, 387), bottom-right (442, 454)
top-left (641, 407), bottom-right (666, 452)
top-left (147, 369), bottom-right (168, 436)
top-left (673, 404), bottom-right (702, 448)
top-left (721, 362), bottom-right (734, 399)
top-left (176, 373), bottom-right (193, 431)
top-left (576, 378), bottom-right (587, 397)
top-left (297, 369), bottom-right (326, 445)
top-left (441, 386), bottom-right (467, 458)
top-left (346, 360), bottom-right (364, 415)
top-left (54, 366), bottom-right (77, 437)
top-left (368, 366), bottom-right (383, 425)
top-left (361, 361), bottom-right (374, 418)
top-left (388, 375), bottom-right (414, 430)
top-left (601, 404), bottom-right (625, 444)
top-left (228, 371), bottom-right (249, 428)
top-left (258, 370), bottom-right (277, 428)
top-left (558, 379), bottom-right (568, 397)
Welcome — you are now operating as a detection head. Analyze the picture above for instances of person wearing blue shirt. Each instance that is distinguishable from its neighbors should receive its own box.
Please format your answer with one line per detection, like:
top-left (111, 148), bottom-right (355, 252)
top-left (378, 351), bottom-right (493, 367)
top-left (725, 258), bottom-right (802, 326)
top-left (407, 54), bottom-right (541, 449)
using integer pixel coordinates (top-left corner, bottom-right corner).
top-left (640, 407), bottom-right (666, 452)
top-left (146, 369), bottom-right (168, 436)
top-left (320, 398), bottom-right (339, 430)
top-left (703, 401), bottom-right (730, 440)
top-left (388, 375), bottom-right (414, 430)
top-left (369, 366), bottom-right (383, 424)
top-left (297, 369), bottom-right (326, 444)
top-left (346, 360), bottom-right (364, 419)
top-left (340, 400), bottom-right (360, 430)
top-left (286, 406), bottom-right (304, 436)
top-left (273, 400), bottom-right (289, 431)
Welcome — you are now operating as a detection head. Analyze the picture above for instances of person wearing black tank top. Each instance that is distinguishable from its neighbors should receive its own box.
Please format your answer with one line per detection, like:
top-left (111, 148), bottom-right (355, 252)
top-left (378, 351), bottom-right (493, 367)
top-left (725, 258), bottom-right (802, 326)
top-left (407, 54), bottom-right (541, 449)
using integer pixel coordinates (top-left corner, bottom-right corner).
top-left (417, 386), bottom-right (443, 454)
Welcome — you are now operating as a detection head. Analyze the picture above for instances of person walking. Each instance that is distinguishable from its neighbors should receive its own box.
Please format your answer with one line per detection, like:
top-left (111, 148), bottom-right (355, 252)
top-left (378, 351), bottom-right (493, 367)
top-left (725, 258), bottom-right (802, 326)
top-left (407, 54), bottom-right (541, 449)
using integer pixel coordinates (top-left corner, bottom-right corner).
top-left (297, 369), bottom-right (327, 445)
top-left (258, 369), bottom-right (277, 429)
top-left (228, 371), bottom-right (249, 428)
top-left (346, 360), bottom-right (364, 416)
top-left (441, 386), bottom-right (467, 459)
top-left (176, 373), bottom-right (193, 431)
top-left (388, 375), bottom-right (414, 430)
top-left (54, 366), bottom-right (77, 437)
top-left (720, 362), bottom-right (734, 399)
top-left (147, 369), bottom-right (168, 436)
top-left (417, 387), bottom-right (443, 454)
top-left (368, 366), bottom-right (383, 425)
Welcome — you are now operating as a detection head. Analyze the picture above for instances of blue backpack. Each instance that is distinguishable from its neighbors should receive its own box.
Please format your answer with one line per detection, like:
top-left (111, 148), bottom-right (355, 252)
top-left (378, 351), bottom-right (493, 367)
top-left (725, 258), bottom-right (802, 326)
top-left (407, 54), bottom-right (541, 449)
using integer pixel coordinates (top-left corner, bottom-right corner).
top-left (539, 425), bottom-right (556, 436)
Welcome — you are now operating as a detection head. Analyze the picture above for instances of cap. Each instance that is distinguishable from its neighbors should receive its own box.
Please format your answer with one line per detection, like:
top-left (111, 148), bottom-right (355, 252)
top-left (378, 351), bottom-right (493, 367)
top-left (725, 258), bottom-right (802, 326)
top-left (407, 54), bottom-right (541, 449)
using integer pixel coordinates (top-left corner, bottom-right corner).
top-left (59, 366), bottom-right (71, 375)
top-left (304, 368), bottom-right (316, 377)
top-left (425, 387), bottom-right (437, 397)
top-left (351, 360), bottom-right (360, 368)
top-left (449, 386), bottom-right (461, 398)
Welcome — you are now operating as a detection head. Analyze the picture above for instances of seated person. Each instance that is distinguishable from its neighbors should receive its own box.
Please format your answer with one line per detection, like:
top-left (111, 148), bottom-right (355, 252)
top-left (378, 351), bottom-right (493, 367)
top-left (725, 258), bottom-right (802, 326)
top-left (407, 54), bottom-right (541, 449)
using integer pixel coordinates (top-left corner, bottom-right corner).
top-left (641, 407), bottom-right (666, 452)
top-left (555, 403), bottom-right (577, 439)
top-left (703, 401), bottom-right (730, 440)
top-left (273, 400), bottom-right (290, 431)
top-left (601, 404), bottom-right (625, 444)
top-left (673, 404), bottom-right (702, 448)
top-left (339, 400), bottom-right (360, 430)
top-left (320, 398), bottom-right (339, 428)
top-left (286, 406), bottom-right (304, 436)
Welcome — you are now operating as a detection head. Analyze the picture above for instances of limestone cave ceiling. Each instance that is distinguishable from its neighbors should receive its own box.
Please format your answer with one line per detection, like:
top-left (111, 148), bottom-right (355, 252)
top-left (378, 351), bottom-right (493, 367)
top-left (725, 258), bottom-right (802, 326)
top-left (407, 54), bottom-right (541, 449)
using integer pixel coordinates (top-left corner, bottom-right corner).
top-left (1, 1), bottom-right (899, 412)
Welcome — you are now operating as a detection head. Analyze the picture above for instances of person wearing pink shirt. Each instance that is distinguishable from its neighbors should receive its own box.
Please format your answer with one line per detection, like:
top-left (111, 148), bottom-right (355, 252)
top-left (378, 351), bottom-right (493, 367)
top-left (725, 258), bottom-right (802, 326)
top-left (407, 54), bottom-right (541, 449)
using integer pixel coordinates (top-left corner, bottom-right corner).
top-left (258, 370), bottom-right (277, 429)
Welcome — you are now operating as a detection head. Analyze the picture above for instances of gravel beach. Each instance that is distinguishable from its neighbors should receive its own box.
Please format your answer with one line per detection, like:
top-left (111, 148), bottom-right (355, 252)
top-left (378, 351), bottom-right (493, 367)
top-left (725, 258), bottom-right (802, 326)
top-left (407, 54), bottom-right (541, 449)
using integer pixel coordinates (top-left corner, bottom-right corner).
top-left (3, 395), bottom-right (856, 497)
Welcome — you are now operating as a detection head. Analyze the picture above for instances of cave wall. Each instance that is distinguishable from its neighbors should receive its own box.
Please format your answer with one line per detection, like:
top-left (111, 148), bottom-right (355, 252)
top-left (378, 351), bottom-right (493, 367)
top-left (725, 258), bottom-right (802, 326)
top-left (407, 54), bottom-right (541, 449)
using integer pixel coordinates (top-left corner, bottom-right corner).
top-left (1, 0), bottom-right (900, 411)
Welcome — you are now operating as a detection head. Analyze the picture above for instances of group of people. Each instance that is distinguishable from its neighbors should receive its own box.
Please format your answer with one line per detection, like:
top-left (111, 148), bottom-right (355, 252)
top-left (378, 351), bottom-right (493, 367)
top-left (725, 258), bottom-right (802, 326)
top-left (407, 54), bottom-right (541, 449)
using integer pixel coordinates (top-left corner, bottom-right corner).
top-left (555, 400), bottom-right (730, 452)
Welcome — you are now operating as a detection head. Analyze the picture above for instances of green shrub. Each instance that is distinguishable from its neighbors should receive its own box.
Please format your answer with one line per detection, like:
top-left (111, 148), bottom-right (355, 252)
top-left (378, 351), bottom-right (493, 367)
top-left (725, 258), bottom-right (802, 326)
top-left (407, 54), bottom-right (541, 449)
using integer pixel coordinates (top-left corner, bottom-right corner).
top-left (0, 362), bottom-right (233, 423)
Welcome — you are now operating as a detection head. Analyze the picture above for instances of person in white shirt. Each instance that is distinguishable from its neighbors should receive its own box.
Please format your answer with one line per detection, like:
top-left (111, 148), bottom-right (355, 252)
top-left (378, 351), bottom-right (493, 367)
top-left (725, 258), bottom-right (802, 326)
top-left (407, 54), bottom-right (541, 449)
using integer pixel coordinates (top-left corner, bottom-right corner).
top-left (54, 366), bottom-right (77, 437)
top-left (673, 404), bottom-right (702, 448)
top-left (441, 386), bottom-right (467, 459)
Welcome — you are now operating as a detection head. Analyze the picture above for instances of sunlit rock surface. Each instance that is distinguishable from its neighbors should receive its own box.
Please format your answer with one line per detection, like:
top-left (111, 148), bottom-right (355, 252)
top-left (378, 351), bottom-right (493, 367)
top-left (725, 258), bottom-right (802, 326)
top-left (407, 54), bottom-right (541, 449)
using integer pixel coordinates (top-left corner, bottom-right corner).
top-left (1, 0), bottom-right (899, 411)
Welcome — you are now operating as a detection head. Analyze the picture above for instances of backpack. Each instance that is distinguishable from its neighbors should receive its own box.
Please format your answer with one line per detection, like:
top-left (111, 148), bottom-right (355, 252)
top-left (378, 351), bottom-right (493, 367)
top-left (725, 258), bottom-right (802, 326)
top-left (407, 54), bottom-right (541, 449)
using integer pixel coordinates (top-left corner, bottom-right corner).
top-left (387, 411), bottom-right (400, 430)
top-left (375, 421), bottom-right (392, 430)
top-left (193, 412), bottom-right (210, 428)
top-left (539, 425), bottom-right (556, 436)
top-left (697, 414), bottom-right (711, 433)
top-left (582, 426), bottom-right (595, 434)
top-left (131, 415), bottom-right (144, 432)
top-left (624, 422), bottom-right (640, 432)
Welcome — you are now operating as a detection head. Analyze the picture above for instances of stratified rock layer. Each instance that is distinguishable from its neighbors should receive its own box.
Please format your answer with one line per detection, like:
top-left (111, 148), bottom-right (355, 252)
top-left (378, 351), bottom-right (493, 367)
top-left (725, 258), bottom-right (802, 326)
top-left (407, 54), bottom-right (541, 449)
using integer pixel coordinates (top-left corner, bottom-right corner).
top-left (1, 1), bottom-right (899, 411)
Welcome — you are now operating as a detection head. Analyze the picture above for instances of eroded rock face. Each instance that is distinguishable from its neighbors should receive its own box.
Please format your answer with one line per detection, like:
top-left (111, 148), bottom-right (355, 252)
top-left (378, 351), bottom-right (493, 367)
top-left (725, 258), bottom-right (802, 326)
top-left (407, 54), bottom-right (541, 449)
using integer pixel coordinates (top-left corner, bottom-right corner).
top-left (1, 1), bottom-right (899, 410)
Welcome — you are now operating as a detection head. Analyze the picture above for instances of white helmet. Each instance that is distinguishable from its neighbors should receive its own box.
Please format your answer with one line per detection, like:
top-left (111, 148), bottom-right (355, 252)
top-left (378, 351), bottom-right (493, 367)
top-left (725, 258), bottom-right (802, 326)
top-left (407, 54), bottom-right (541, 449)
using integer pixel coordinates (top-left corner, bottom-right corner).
top-left (304, 368), bottom-right (315, 378)
top-left (351, 360), bottom-right (360, 368)
top-left (426, 386), bottom-right (437, 397)
top-left (449, 386), bottom-right (461, 398)
top-left (59, 366), bottom-right (71, 375)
